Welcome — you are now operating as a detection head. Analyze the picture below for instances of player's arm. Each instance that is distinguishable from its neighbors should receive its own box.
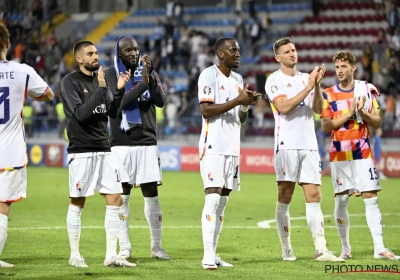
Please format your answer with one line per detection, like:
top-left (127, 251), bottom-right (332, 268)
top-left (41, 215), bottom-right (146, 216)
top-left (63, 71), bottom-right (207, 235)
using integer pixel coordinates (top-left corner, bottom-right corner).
top-left (359, 108), bottom-right (381, 129)
top-left (321, 114), bottom-right (353, 133)
top-left (273, 86), bottom-right (312, 115)
top-left (24, 66), bottom-right (54, 102)
top-left (200, 84), bottom-right (258, 119)
top-left (149, 70), bottom-right (165, 108)
top-left (312, 64), bottom-right (325, 114)
top-left (60, 76), bottom-right (107, 122)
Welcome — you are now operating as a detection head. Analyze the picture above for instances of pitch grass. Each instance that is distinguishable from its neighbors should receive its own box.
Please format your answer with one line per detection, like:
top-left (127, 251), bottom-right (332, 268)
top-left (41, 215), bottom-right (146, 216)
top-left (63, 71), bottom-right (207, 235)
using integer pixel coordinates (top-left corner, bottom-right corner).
top-left (0, 167), bottom-right (399, 279)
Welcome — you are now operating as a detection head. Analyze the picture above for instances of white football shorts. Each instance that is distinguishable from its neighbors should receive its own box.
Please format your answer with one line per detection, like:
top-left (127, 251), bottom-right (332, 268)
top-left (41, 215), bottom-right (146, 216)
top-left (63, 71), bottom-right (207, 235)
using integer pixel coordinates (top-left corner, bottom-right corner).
top-left (331, 158), bottom-right (381, 195)
top-left (0, 168), bottom-right (27, 202)
top-left (274, 149), bottom-right (321, 185)
top-left (200, 153), bottom-right (240, 191)
top-left (68, 152), bottom-right (127, 197)
top-left (112, 145), bottom-right (162, 186)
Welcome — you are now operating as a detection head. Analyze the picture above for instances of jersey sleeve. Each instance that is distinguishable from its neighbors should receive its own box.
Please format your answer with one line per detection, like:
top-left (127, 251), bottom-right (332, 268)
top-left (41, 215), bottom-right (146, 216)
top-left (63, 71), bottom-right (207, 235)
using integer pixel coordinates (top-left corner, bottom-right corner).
top-left (22, 64), bottom-right (49, 99)
top-left (198, 69), bottom-right (216, 104)
top-left (320, 91), bottom-right (333, 119)
top-left (265, 73), bottom-right (286, 103)
top-left (368, 83), bottom-right (380, 110)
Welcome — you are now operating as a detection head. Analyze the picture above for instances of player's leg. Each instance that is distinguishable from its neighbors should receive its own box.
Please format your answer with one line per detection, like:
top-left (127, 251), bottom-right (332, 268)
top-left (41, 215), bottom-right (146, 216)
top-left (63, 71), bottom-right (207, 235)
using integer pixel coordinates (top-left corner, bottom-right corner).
top-left (358, 159), bottom-right (399, 260)
top-left (213, 155), bottom-right (239, 268)
top-left (100, 153), bottom-right (136, 267)
top-left (331, 161), bottom-right (352, 259)
top-left (200, 154), bottom-right (225, 270)
top-left (67, 155), bottom-right (92, 267)
top-left (213, 187), bottom-right (232, 267)
top-left (274, 149), bottom-right (298, 261)
top-left (119, 182), bottom-right (133, 258)
top-left (140, 182), bottom-right (170, 260)
top-left (0, 168), bottom-right (27, 268)
top-left (111, 146), bottom-right (134, 258)
top-left (0, 201), bottom-right (13, 268)
top-left (134, 146), bottom-right (169, 259)
top-left (299, 150), bottom-right (343, 262)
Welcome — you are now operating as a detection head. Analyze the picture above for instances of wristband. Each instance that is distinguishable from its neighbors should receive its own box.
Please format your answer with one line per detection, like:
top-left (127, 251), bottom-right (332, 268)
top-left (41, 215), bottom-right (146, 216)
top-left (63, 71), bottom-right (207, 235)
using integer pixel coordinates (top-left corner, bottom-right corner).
top-left (240, 105), bottom-right (249, 112)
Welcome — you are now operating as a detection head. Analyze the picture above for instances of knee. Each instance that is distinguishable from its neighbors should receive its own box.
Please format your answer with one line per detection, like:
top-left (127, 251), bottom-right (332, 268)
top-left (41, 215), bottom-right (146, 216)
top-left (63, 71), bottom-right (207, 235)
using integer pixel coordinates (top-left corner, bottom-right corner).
top-left (122, 183), bottom-right (132, 195)
top-left (277, 186), bottom-right (294, 204)
top-left (141, 182), bottom-right (158, 197)
top-left (307, 191), bottom-right (321, 203)
top-left (105, 194), bottom-right (123, 206)
top-left (362, 191), bottom-right (378, 200)
top-left (70, 197), bottom-right (86, 208)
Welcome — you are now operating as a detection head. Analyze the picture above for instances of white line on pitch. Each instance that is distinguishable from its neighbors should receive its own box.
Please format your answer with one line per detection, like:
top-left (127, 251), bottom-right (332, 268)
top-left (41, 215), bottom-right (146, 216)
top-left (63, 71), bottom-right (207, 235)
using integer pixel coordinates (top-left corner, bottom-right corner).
top-left (7, 225), bottom-right (400, 231)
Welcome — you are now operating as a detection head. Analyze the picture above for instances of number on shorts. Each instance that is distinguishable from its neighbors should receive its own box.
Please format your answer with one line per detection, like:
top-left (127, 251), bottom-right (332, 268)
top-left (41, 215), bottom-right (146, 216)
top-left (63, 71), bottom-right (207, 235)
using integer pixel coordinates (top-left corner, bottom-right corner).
top-left (299, 100), bottom-right (305, 107)
top-left (0, 87), bottom-right (10, 124)
top-left (368, 167), bottom-right (378, 180)
top-left (233, 165), bottom-right (239, 179)
top-left (115, 169), bottom-right (121, 182)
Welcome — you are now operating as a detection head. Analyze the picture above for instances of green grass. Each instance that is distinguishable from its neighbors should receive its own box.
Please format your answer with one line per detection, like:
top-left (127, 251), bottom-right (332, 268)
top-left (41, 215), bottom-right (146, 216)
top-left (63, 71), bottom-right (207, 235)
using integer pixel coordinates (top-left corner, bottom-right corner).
top-left (1, 167), bottom-right (400, 279)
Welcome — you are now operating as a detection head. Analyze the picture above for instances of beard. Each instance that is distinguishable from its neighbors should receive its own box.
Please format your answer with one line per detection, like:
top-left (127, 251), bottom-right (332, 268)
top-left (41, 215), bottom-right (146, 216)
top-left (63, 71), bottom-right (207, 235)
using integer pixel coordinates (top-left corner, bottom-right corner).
top-left (83, 62), bottom-right (100, 72)
top-left (120, 56), bottom-right (138, 70)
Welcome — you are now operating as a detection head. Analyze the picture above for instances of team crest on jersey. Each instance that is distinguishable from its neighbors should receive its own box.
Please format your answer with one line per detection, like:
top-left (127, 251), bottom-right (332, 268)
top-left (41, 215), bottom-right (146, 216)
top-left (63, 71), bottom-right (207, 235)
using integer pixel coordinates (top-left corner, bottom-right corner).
top-left (203, 85), bottom-right (211, 95)
top-left (270, 85), bottom-right (278, 94)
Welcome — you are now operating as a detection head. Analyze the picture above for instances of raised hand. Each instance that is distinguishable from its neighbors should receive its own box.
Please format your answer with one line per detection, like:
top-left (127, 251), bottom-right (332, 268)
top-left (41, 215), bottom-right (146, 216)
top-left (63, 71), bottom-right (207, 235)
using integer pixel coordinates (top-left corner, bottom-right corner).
top-left (140, 55), bottom-right (151, 84)
top-left (348, 98), bottom-right (357, 116)
top-left (357, 96), bottom-right (367, 111)
top-left (117, 69), bottom-right (131, 90)
top-left (307, 66), bottom-right (319, 88)
top-left (98, 66), bottom-right (107, 88)
top-left (237, 84), bottom-right (260, 106)
top-left (316, 63), bottom-right (325, 84)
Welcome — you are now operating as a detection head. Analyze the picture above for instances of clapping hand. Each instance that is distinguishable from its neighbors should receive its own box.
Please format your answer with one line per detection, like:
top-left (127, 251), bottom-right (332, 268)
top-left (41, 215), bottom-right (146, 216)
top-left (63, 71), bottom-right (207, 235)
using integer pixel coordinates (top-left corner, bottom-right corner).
top-left (117, 70), bottom-right (131, 90)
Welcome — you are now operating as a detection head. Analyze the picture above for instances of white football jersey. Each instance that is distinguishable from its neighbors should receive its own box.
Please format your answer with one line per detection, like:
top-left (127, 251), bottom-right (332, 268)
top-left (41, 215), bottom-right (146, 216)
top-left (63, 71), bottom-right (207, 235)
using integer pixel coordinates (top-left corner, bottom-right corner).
top-left (198, 65), bottom-right (243, 157)
top-left (265, 70), bottom-right (318, 151)
top-left (0, 61), bottom-right (49, 170)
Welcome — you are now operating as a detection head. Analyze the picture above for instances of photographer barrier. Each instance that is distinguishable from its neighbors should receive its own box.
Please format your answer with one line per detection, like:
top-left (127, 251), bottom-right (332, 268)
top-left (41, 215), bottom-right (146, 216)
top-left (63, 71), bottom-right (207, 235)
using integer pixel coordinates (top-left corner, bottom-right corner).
top-left (26, 144), bottom-right (400, 177)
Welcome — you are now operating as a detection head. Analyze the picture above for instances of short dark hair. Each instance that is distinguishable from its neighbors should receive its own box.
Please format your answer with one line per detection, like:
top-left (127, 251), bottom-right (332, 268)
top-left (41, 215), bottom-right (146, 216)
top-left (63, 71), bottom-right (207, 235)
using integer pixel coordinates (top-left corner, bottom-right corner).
top-left (73, 40), bottom-right (95, 56)
top-left (332, 50), bottom-right (357, 66)
top-left (0, 23), bottom-right (9, 51)
top-left (273, 37), bottom-right (293, 54)
top-left (214, 37), bottom-right (236, 57)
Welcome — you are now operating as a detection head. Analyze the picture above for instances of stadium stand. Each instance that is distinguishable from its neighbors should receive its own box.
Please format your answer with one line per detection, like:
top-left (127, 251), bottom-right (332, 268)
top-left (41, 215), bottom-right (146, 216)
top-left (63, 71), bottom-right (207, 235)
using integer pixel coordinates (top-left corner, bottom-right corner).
top-left (2, 0), bottom-right (400, 141)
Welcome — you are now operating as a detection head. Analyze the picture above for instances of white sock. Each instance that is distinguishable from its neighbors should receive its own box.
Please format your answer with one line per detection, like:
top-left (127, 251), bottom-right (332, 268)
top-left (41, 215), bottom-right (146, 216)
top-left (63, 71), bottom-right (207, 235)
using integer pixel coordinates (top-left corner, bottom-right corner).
top-left (275, 202), bottom-right (292, 251)
top-left (202, 193), bottom-right (220, 263)
top-left (66, 204), bottom-right (83, 259)
top-left (334, 195), bottom-right (351, 251)
top-left (144, 196), bottom-right (162, 250)
top-left (105, 205), bottom-right (121, 260)
top-left (306, 202), bottom-right (327, 253)
top-left (364, 196), bottom-right (385, 254)
top-left (119, 195), bottom-right (131, 250)
top-left (0, 214), bottom-right (8, 256)
top-left (213, 196), bottom-right (229, 255)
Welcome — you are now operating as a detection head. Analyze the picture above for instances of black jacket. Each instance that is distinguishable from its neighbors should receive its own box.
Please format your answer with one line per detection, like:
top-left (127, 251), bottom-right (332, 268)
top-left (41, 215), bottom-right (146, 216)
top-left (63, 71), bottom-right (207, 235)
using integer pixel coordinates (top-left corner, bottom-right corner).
top-left (60, 70), bottom-right (117, 153)
top-left (104, 66), bottom-right (165, 146)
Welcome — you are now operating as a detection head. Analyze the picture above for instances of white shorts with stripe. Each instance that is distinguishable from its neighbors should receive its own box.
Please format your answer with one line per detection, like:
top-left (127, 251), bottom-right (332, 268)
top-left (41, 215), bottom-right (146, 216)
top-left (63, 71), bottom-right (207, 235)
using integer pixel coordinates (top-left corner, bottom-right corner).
top-left (0, 168), bottom-right (27, 202)
top-left (331, 158), bottom-right (381, 195)
top-left (200, 154), bottom-right (240, 191)
top-left (112, 145), bottom-right (162, 186)
top-left (68, 152), bottom-right (128, 197)
top-left (274, 149), bottom-right (321, 185)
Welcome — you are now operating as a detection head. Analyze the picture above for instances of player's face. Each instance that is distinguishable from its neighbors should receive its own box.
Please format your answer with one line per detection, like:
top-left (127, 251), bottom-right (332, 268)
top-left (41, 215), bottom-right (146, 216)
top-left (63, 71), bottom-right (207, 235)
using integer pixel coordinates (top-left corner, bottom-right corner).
top-left (79, 45), bottom-right (100, 71)
top-left (220, 40), bottom-right (240, 69)
top-left (119, 38), bottom-right (140, 69)
top-left (335, 59), bottom-right (356, 83)
top-left (275, 43), bottom-right (297, 67)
